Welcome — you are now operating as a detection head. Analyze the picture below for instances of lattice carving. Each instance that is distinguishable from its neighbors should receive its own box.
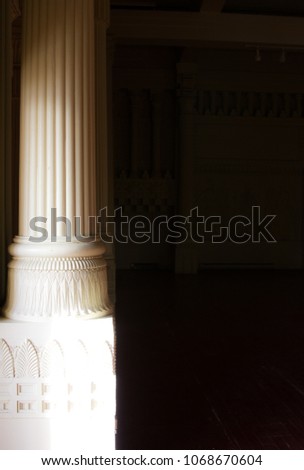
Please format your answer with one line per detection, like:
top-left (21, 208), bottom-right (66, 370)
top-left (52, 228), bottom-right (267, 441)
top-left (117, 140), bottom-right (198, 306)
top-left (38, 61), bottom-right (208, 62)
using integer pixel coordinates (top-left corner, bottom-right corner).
top-left (198, 90), bottom-right (304, 118)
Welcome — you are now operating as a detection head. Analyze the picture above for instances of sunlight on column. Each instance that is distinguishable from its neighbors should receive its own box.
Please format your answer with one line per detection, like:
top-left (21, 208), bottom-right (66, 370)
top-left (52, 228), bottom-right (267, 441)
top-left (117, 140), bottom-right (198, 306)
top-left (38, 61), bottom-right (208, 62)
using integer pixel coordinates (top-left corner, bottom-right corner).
top-left (47, 318), bottom-right (116, 450)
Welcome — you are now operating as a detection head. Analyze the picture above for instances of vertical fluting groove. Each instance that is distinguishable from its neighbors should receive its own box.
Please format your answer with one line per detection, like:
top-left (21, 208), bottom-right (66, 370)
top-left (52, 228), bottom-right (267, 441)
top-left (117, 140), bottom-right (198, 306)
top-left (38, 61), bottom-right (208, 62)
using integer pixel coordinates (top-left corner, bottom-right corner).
top-left (49, 0), bottom-right (57, 218)
top-left (62, 0), bottom-right (67, 233)
top-left (52, 0), bottom-right (56, 225)
top-left (46, 0), bottom-right (55, 229)
top-left (95, 18), bottom-right (100, 218)
top-left (19, 0), bottom-right (31, 234)
top-left (29, 1), bottom-right (38, 229)
top-left (62, 0), bottom-right (67, 231)
top-left (95, 27), bottom-right (108, 214)
top-left (75, 0), bottom-right (84, 231)
top-left (21, 0), bottom-right (30, 234)
top-left (90, 0), bottom-right (96, 231)
top-left (65, 0), bottom-right (75, 234)
top-left (34, 0), bottom-right (39, 220)
top-left (83, 0), bottom-right (89, 235)
top-left (91, 0), bottom-right (96, 228)
top-left (102, 29), bottom-right (108, 210)
top-left (43, 2), bottom-right (48, 221)
top-left (37, 0), bottom-right (47, 219)
top-left (95, 22), bottom-right (108, 222)
top-left (95, 28), bottom-right (106, 210)
top-left (89, 0), bottom-right (96, 232)
top-left (18, 0), bottom-right (25, 234)
top-left (55, 0), bottom-right (66, 235)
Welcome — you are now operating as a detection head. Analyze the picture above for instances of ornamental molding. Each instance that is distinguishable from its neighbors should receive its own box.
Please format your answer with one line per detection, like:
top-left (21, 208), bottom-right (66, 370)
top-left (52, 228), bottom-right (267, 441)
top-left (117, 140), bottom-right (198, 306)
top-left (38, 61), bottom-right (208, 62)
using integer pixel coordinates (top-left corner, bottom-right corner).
top-left (4, 255), bottom-right (112, 320)
top-left (4, 239), bottom-right (112, 320)
top-left (197, 90), bottom-right (304, 118)
top-left (0, 337), bottom-right (115, 418)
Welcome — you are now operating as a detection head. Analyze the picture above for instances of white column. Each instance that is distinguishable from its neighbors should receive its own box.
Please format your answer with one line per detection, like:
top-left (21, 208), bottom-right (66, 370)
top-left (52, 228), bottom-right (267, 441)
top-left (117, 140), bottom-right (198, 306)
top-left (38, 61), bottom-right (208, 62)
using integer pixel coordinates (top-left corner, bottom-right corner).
top-left (0, 0), bottom-right (115, 450)
top-left (4, 0), bottom-right (111, 320)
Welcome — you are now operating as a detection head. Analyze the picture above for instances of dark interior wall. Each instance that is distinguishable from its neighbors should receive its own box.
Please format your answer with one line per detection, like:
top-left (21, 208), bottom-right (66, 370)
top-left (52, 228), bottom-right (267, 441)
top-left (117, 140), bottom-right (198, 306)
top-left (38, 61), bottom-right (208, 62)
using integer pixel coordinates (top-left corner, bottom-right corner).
top-left (112, 45), bottom-right (304, 271)
top-left (113, 46), bottom-right (179, 269)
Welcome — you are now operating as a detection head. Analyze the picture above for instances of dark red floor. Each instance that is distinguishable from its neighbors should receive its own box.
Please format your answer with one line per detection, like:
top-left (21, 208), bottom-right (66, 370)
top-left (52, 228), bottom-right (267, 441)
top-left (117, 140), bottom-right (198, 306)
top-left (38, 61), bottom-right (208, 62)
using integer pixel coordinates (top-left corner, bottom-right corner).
top-left (115, 269), bottom-right (304, 449)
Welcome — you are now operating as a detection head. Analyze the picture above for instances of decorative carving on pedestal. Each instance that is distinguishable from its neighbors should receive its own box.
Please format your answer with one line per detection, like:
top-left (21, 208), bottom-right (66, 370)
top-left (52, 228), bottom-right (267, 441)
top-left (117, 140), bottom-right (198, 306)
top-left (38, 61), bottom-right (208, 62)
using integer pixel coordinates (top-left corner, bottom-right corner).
top-left (0, 340), bottom-right (14, 379)
top-left (40, 340), bottom-right (64, 378)
top-left (15, 340), bottom-right (39, 378)
top-left (0, 336), bottom-right (115, 418)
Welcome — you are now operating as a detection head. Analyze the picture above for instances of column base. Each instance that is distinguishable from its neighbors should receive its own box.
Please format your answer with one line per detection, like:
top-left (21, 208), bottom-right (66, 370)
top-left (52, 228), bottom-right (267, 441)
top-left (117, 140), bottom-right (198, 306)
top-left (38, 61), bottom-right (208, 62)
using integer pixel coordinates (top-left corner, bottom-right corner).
top-left (4, 237), bottom-right (112, 320)
top-left (0, 316), bottom-right (116, 450)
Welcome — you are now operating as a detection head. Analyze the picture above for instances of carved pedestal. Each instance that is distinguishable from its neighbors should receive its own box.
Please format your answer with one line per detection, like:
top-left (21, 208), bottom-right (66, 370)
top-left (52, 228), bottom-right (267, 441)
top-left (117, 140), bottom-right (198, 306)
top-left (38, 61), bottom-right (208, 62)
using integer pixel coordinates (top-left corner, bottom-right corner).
top-left (0, 317), bottom-right (115, 450)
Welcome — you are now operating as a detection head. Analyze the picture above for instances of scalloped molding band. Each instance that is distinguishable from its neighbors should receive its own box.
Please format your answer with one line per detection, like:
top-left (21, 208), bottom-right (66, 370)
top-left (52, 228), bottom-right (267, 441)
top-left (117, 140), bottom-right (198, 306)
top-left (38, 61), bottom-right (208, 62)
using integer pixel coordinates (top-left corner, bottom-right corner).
top-left (4, 245), bottom-right (112, 320)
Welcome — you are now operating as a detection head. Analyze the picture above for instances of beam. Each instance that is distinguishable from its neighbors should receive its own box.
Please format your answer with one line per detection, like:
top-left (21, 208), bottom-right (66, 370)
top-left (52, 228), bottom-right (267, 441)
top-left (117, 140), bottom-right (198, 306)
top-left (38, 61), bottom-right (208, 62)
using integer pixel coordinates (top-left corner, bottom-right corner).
top-left (109, 10), bottom-right (304, 47)
top-left (200, 0), bottom-right (226, 12)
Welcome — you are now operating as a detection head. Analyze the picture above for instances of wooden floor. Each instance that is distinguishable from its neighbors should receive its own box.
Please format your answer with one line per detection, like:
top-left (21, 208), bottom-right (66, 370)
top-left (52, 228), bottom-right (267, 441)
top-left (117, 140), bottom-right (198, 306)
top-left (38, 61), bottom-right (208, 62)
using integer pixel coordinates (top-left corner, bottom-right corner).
top-left (115, 269), bottom-right (304, 450)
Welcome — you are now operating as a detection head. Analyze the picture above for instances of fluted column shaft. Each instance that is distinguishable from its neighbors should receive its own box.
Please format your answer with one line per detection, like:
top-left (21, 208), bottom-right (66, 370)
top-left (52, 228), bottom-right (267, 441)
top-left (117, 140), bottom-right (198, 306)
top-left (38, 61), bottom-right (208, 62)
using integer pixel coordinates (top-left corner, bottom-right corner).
top-left (4, 0), bottom-right (111, 320)
top-left (20, 0), bottom-right (96, 238)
